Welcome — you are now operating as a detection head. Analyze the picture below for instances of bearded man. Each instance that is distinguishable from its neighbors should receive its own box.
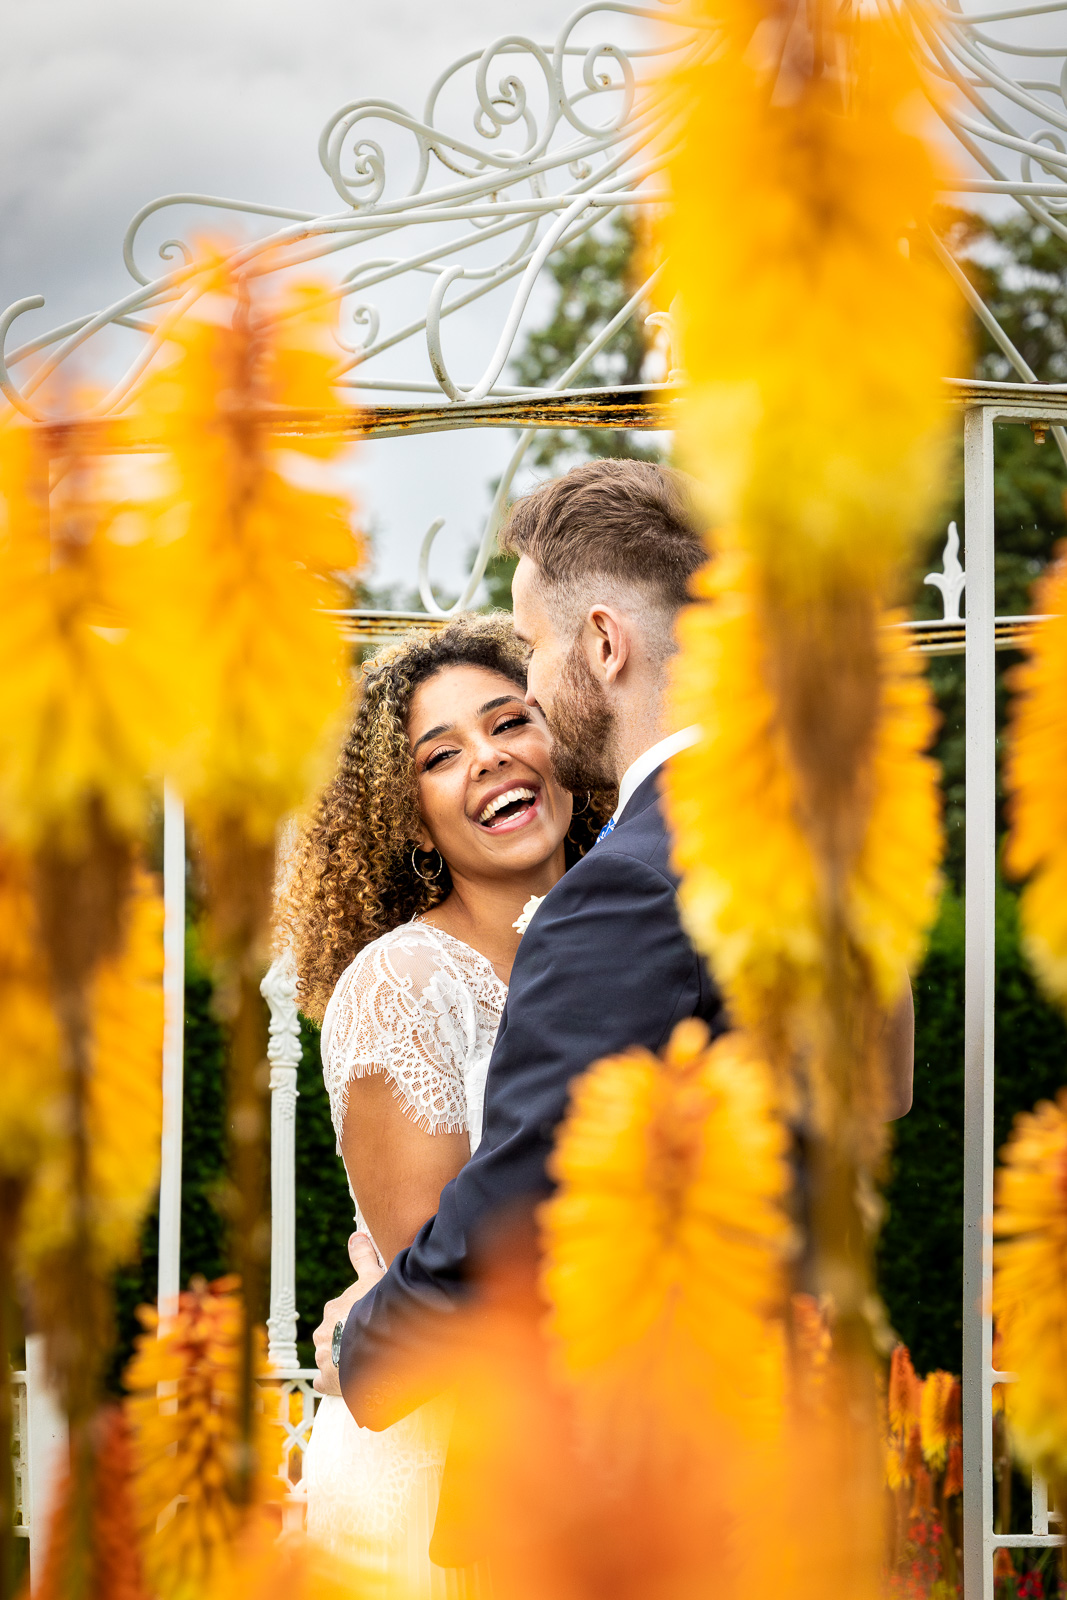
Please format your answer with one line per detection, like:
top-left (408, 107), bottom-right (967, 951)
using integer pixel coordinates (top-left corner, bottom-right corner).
top-left (320, 458), bottom-right (915, 1424)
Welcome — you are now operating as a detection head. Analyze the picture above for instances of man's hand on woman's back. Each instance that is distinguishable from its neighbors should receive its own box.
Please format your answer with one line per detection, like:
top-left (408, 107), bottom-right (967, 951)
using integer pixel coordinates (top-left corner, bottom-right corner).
top-left (312, 1232), bottom-right (385, 1395)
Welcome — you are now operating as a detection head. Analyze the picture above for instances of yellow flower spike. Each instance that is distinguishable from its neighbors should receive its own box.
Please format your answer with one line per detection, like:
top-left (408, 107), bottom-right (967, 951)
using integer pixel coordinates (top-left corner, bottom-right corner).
top-left (920, 1370), bottom-right (955, 1471)
top-left (134, 256), bottom-right (365, 1497)
top-left (541, 1019), bottom-right (791, 1451)
top-left (136, 262), bottom-right (362, 844)
top-left (656, 0), bottom-right (958, 1064)
top-left (847, 616), bottom-right (943, 1002)
top-left (0, 421), bottom-right (170, 852)
top-left (665, 547), bottom-right (822, 1036)
top-left (125, 1276), bottom-right (284, 1600)
top-left (18, 869), bottom-right (163, 1274)
top-left (0, 841), bottom-right (62, 1182)
top-left (665, 554), bottom-right (941, 1075)
top-left (84, 869), bottom-right (164, 1261)
top-left (993, 1091), bottom-right (1067, 1493)
top-left (1005, 553), bottom-right (1067, 1004)
top-left (659, 0), bottom-right (964, 596)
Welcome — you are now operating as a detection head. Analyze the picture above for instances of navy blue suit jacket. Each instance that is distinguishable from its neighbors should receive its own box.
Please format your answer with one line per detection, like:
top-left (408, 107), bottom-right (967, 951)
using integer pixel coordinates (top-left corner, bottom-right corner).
top-left (338, 766), bottom-right (726, 1425)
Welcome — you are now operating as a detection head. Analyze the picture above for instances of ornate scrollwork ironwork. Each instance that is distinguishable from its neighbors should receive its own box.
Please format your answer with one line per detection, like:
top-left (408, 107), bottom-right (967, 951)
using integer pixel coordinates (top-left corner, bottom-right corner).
top-left (5, 0), bottom-right (1067, 608)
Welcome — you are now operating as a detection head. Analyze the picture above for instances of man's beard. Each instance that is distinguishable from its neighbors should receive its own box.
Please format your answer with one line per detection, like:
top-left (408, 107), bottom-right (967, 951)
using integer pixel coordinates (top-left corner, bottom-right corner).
top-left (545, 637), bottom-right (618, 794)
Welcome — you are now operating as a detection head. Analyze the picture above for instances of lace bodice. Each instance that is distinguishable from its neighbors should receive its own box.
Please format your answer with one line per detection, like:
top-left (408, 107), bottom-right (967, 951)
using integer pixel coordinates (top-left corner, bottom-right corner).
top-left (320, 919), bottom-right (507, 1156)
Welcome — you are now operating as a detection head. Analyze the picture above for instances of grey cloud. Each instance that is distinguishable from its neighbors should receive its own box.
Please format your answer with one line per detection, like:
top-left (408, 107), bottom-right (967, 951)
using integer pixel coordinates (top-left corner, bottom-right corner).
top-left (1, 0), bottom-right (578, 591)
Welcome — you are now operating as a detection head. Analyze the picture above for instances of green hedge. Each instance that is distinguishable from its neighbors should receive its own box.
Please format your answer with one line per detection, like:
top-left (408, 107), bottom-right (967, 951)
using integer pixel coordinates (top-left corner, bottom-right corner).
top-left (110, 935), bottom-right (231, 1387)
top-left (293, 1015), bottom-right (359, 1367)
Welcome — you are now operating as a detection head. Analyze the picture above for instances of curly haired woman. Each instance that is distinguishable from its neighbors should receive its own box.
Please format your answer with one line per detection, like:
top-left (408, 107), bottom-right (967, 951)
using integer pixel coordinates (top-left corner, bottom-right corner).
top-left (282, 613), bottom-right (610, 1586)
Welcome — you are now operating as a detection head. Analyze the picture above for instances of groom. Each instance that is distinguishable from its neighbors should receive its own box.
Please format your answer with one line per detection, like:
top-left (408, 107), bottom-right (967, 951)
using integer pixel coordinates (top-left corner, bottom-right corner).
top-left (328, 458), bottom-right (914, 1422)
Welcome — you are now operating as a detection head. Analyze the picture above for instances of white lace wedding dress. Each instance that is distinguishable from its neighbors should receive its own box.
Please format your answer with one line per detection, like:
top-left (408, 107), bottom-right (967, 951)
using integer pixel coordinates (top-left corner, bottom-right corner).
top-left (302, 918), bottom-right (506, 1593)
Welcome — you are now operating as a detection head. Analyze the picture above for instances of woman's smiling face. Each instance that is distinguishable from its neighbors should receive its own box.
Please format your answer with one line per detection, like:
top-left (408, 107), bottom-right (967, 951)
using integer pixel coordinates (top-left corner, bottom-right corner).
top-left (407, 663), bottom-right (573, 882)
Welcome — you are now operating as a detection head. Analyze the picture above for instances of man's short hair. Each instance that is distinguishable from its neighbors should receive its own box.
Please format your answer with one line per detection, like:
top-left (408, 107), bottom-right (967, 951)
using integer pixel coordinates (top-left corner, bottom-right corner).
top-left (499, 459), bottom-right (706, 618)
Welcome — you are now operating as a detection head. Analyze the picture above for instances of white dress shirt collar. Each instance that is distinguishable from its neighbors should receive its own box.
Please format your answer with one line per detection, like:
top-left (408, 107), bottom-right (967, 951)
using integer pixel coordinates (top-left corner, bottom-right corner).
top-left (612, 725), bottom-right (701, 825)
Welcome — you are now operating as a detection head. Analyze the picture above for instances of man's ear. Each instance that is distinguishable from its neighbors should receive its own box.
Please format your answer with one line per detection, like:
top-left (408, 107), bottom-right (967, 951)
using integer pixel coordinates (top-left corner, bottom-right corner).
top-left (585, 605), bottom-right (630, 686)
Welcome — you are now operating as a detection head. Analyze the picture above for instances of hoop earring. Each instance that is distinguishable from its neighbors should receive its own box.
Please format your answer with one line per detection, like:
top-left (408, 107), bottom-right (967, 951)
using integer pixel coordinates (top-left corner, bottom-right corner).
top-left (411, 846), bottom-right (443, 883)
top-left (573, 791), bottom-right (592, 815)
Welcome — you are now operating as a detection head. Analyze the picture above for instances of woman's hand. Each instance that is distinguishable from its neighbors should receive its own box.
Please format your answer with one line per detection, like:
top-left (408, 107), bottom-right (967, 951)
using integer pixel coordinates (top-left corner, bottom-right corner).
top-left (312, 1233), bottom-right (385, 1396)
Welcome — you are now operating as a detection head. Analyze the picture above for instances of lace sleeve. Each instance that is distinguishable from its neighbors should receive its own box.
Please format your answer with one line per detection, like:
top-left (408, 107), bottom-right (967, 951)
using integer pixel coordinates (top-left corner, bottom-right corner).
top-left (321, 928), bottom-right (474, 1147)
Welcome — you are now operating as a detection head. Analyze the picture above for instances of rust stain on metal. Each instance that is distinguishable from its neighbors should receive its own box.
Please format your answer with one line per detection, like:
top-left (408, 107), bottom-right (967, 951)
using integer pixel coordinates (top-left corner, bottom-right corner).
top-left (20, 387), bottom-right (680, 452)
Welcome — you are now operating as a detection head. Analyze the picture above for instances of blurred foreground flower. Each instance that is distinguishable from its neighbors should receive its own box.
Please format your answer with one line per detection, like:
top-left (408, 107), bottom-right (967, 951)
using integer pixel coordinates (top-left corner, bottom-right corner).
top-left (204, 1512), bottom-right (400, 1600)
top-left (33, 1406), bottom-right (149, 1600)
top-left (136, 256), bottom-right (362, 1493)
top-left (0, 845), bottom-right (62, 1567)
top-left (542, 1019), bottom-right (791, 1452)
top-left (0, 845), bottom-right (62, 1181)
top-left (0, 416), bottom-right (168, 1592)
top-left (668, 548), bottom-right (940, 1121)
top-left (1005, 550), bottom-right (1067, 1004)
top-left (382, 1024), bottom-right (885, 1600)
top-left (658, 0), bottom-right (962, 1365)
top-left (0, 419), bottom-right (168, 854)
top-left (993, 1091), bottom-right (1067, 1508)
top-left (125, 1276), bottom-right (282, 1600)
top-left (138, 263), bottom-right (359, 849)
top-left (19, 869), bottom-right (163, 1278)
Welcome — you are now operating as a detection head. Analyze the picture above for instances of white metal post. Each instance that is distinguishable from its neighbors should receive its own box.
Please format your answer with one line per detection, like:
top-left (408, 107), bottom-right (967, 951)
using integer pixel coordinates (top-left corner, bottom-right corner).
top-left (24, 1333), bottom-right (67, 1587)
top-left (261, 956), bottom-right (302, 1371)
top-left (158, 784), bottom-right (186, 1318)
top-left (962, 403), bottom-right (997, 1600)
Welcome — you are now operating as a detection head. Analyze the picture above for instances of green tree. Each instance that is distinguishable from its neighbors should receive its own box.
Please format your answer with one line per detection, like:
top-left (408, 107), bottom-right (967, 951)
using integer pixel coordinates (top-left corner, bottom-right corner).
top-left (510, 212), bottom-right (664, 474)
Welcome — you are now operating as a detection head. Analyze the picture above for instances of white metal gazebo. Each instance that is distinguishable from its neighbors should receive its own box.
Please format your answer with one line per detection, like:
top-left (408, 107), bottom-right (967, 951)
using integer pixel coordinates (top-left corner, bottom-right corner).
top-left (7, 3), bottom-right (1067, 1592)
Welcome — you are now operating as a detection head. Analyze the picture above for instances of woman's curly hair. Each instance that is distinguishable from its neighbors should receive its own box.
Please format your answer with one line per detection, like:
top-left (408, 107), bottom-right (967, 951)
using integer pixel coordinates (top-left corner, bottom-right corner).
top-left (280, 613), bottom-right (615, 1022)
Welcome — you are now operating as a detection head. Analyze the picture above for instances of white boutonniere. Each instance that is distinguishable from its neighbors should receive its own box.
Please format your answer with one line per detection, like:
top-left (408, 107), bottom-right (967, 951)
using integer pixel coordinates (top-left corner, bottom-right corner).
top-left (513, 894), bottom-right (545, 937)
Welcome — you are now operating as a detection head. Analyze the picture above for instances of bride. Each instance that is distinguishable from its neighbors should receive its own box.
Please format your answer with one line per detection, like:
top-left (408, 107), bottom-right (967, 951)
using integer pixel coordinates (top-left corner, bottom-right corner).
top-left (282, 614), bottom-right (610, 1589)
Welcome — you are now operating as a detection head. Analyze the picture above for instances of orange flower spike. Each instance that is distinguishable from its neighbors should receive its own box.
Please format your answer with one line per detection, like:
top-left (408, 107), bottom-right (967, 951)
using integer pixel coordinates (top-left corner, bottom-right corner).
top-left (34, 1408), bottom-right (151, 1600)
top-left (920, 1370), bottom-right (955, 1471)
top-left (125, 1277), bottom-right (283, 1599)
top-left (889, 1345), bottom-right (920, 1435)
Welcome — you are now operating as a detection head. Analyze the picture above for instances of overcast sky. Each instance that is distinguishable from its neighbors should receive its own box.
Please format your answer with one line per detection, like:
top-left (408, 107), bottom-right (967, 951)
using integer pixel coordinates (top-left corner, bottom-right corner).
top-left (0, 0), bottom-right (626, 599)
top-left (3, 2), bottom-right (1064, 599)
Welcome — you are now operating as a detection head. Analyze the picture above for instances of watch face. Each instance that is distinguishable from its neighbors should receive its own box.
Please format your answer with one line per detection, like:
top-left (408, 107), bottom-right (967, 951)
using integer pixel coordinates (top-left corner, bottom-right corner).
top-left (331, 1320), bottom-right (345, 1367)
